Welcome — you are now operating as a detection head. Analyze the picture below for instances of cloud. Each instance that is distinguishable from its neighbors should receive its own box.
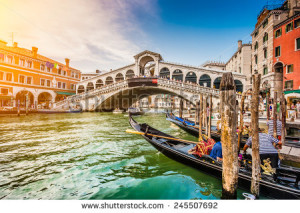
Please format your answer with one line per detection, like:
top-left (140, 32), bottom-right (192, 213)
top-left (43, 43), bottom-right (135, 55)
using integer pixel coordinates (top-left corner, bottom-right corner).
top-left (0, 0), bottom-right (157, 72)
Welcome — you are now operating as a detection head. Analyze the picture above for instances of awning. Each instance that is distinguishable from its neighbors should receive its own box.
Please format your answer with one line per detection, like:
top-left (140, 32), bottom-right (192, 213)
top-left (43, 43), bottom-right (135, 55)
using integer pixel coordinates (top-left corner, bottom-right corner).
top-left (284, 90), bottom-right (300, 95)
top-left (55, 91), bottom-right (76, 96)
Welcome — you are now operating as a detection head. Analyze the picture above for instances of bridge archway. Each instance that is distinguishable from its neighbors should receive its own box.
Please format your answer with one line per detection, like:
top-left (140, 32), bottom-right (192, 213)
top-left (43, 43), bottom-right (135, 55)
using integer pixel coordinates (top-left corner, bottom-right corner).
top-left (234, 80), bottom-right (243, 92)
top-left (77, 85), bottom-right (85, 94)
top-left (185, 71), bottom-right (197, 84)
top-left (126, 70), bottom-right (135, 79)
top-left (213, 77), bottom-right (222, 89)
top-left (105, 76), bottom-right (113, 85)
top-left (86, 82), bottom-right (94, 91)
top-left (160, 67), bottom-right (170, 79)
top-left (96, 79), bottom-right (104, 88)
top-left (199, 74), bottom-right (211, 87)
top-left (172, 69), bottom-right (183, 81)
top-left (115, 73), bottom-right (124, 82)
top-left (138, 55), bottom-right (155, 76)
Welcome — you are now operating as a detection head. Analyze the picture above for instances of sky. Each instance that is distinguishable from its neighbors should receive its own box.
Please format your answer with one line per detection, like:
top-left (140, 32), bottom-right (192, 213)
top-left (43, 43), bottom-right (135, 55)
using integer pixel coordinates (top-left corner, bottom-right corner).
top-left (0, 0), bottom-right (282, 73)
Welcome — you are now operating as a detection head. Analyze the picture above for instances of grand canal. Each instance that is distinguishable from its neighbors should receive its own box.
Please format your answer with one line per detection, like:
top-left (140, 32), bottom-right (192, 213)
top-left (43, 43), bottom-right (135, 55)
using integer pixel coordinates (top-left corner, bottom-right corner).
top-left (0, 113), bottom-right (252, 200)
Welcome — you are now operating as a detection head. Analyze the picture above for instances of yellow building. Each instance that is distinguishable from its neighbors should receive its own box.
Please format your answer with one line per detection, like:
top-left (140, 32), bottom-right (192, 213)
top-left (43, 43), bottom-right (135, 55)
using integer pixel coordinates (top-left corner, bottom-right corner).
top-left (0, 40), bottom-right (81, 109)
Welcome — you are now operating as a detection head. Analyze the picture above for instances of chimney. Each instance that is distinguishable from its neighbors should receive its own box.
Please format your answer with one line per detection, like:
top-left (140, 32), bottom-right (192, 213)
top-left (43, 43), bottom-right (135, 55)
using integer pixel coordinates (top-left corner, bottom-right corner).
top-left (13, 42), bottom-right (18, 48)
top-left (289, 0), bottom-right (297, 17)
top-left (0, 40), bottom-right (7, 47)
top-left (238, 40), bottom-right (242, 49)
top-left (65, 58), bottom-right (70, 67)
top-left (32, 47), bottom-right (38, 58)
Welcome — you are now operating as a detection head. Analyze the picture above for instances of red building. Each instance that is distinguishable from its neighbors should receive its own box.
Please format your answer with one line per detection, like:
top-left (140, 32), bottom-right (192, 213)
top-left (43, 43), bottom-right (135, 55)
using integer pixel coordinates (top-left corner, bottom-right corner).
top-left (273, 13), bottom-right (300, 106)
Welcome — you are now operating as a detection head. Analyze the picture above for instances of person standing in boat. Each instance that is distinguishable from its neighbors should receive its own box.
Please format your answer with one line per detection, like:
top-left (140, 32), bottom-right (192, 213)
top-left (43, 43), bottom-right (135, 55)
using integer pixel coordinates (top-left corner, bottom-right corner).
top-left (243, 130), bottom-right (281, 168)
top-left (266, 117), bottom-right (282, 140)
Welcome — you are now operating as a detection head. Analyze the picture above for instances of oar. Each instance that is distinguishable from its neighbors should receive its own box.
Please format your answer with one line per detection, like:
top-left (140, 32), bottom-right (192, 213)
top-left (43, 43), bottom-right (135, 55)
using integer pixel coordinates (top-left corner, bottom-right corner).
top-left (126, 129), bottom-right (202, 145)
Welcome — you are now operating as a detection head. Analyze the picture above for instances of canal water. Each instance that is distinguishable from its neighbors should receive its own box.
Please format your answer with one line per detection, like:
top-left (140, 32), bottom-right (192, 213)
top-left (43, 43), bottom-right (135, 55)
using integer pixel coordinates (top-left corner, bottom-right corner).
top-left (0, 113), bottom-right (251, 200)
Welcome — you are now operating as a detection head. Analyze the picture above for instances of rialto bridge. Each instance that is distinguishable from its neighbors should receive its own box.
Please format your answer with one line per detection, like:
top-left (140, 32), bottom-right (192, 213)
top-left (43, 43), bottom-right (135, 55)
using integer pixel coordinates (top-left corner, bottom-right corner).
top-left (53, 50), bottom-right (246, 111)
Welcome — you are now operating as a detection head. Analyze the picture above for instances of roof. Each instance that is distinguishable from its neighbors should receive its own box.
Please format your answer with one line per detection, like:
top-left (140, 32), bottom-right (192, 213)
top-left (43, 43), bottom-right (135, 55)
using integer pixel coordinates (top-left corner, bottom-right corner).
top-left (134, 50), bottom-right (163, 61)
top-left (274, 12), bottom-right (300, 29)
top-left (0, 43), bottom-right (80, 72)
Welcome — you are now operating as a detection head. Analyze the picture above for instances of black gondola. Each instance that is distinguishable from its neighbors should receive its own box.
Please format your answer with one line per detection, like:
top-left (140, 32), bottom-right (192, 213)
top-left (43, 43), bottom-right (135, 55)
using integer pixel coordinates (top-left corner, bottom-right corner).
top-left (129, 116), bottom-right (300, 199)
top-left (128, 107), bottom-right (145, 116)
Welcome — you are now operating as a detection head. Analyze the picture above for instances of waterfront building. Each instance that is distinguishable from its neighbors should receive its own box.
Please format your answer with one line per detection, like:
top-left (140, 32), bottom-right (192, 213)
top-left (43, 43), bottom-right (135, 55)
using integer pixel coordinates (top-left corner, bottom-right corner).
top-left (273, 12), bottom-right (300, 106)
top-left (0, 40), bottom-right (81, 108)
top-left (251, 0), bottom-right (299, 97)
top-left (225, 40), bottom-right (252, 90)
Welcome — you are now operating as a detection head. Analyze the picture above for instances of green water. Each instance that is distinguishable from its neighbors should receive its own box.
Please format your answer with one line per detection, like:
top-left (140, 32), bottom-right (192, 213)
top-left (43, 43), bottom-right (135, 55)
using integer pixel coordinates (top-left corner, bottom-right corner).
top-left (0, 113), bottom-right (249, 200)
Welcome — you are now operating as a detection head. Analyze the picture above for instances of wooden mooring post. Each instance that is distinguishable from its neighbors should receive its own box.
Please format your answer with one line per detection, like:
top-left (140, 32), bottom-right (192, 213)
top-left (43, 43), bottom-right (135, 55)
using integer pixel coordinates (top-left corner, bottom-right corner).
top-left (237, 92), bottom-right (246, 152)
top-left (195, 101), bottom-right (199, 124)
top-left (266, 91), bottom-right (270, 120)
top-left (199, 94), bottom-right (203, 141)
top-left (250, 73), bottom-right (261, 198)
top-left (281, 93), bottom-right (286, 145)
top-left (203, 96), bottom-right (208, 135)
top-left (17, 99), bottom-right (20, 116)
top-left (220, 72), bottom-right (238, 199)
top-left (273, 92), bottom-right (278, 139)
top-left (179, 99), bottom-right (183, 118)
top-left (208, 94), bottom-right (212, 138)
top-left (25, 93), bottom-right (29, 115)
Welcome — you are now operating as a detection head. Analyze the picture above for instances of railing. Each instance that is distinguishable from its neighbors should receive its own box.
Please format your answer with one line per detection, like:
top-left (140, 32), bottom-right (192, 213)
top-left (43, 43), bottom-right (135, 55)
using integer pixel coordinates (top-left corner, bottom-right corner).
top-left (257, 3), bottom-right (286, 18)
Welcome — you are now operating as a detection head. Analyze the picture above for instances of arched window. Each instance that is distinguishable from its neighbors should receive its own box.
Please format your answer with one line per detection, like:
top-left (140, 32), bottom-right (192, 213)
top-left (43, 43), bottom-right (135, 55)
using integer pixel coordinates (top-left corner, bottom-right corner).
top-left (199, 74), bottom-right (211, 87)
top-left (115, 73), bottom-right (124, 82)
top-left (185, 71), bottom-right (197, 83)
top-left (159, 67), bottom-right (170, 79)
top-left (263, 33), bottom-right (268, 43)
top-left (86, 82), bottom-right (94, 91)
top-left (126, 70), bottom-right (135, 79)
top-left (96, 79), bottom-right (103, 88)
top-left (213, 77), bottom-right (222, 89)
top-left (172, 69), bottom-right (183, 81)
top-left (77, 85), bottom-right (85, 94)
top-left (105, 76), bottom-right (113, 85)
top-left (254, 41), bottom-right (258, 50)
top-left (234, 80), bottom-right (243, 92)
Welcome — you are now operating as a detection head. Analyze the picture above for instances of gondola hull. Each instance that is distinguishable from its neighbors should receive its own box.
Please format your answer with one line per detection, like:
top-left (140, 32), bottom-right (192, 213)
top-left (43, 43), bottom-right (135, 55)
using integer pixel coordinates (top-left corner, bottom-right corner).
top-left (129, 116), bottom-right (300, 199)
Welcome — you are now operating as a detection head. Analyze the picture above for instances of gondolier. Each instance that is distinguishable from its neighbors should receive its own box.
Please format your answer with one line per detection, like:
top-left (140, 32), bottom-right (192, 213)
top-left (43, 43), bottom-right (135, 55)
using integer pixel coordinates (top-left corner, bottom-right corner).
top-left (243, 131), bottom-right (282, 168)
top-left (266, 118), bottom-right (282, 139)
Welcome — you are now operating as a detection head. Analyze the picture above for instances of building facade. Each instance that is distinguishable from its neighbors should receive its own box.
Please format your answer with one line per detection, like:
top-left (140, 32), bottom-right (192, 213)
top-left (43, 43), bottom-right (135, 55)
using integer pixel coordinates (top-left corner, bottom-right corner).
top-left (273, 12), bottom-right (300, 105)
top-left (0, 40), bottom-right (81, 109)
top-left (225, 40), bottom-right (252, 90)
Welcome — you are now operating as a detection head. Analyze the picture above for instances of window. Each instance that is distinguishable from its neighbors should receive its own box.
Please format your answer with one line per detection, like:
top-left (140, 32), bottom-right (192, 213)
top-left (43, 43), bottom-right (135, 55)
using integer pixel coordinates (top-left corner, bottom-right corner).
top-left (263, 19), bottom-right (268, 28)
top-left (275, 15), bottom-right (280, 20)
top-left (0, 53), bottom-right (4, 62)
top-left (63, 70), bottom-right (66, 76)
top-left (254, 30), bottom-right (259, 37)
top-left (71, 71), bottom-right (75, 78)
top-left (6, 73), bottom-right (12, 81)
top-left (254, 55), bottom-right (258, 64)
top-left (70, 84), bottom-right (75, 90)
top-left (7, 56), bottom-right (13, 63)
top-left (0, 71), bottom-right (3, 80)
top-left (275, 46), bottom-right (281, 57)
top-left (296, 38), bottom-right (300, 50)
top-left (254, 42), bottom-right (258, 50)
top-left (286, 22), bottom-right (293, 32)
top-left (27, 61), bottom-right (32, 68)
top-left (1, 88), bottom-right (9, 95)
top-left (19, 75), bottom-right (25, 83)
top-left (62, 82), bottom-right (66, 89)
top-left (57, 82), bottom-right (61, 88)
top-left (264, 48), bottom-right (268, 58)
top-left (58, 68), bottom-right (62, 75)
top-left (287, 64), bottom-right (294, 73)
top-left (285, 80), bottom-right (293, 89)
top-left (46, 79), bottom-right (51, 87)
top-left (75, 73), bottom-right (79, 78)
top-left (263, 33), bottom-right (268, 43)
top-left (41, 79), bottom-right (45, 86)
top-left (40, 64), bottom-right (45, 71)
top-left (295, 18), bottom-right (300, 29)
top-left (239, 67), bottom-right (241, 73)
top-left (20, 59), bottom-right (25, 66)
top-left (47, 67), bottom-right (51, 72)
top-left (275, 29), bottom-right (282, 38)
top-left (263, 67), bottom-right (268, 75)
top-left (27, 77), bottom-right (32, 84)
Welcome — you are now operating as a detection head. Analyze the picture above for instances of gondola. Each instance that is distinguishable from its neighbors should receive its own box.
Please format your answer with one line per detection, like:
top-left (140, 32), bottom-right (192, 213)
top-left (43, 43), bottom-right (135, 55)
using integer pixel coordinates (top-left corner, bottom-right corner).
top-left (129, 116), bottom-right (300, 199)
top-left (166, 113), bottom-right (299, 148)
top-left (127, 107), bottom-right (145, 116)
